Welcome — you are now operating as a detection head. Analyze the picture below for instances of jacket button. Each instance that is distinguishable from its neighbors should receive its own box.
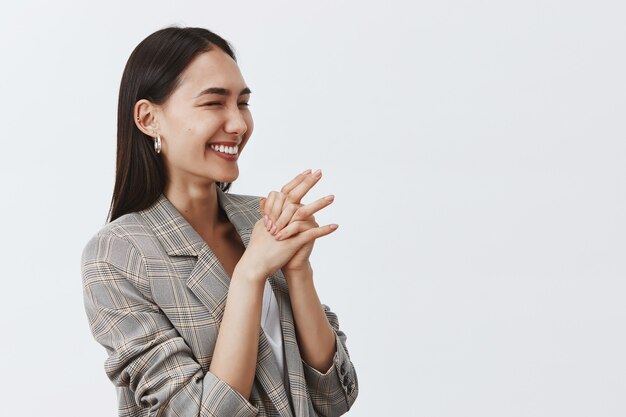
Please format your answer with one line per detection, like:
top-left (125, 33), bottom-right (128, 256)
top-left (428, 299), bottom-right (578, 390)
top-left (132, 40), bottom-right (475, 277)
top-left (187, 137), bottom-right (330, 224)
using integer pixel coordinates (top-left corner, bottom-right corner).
top-left (342, 374), bottom-right (349, 387)
top-left (339, 363), bottom-right (346, 376)
top-left (348, 382), bottom-right (355, 394)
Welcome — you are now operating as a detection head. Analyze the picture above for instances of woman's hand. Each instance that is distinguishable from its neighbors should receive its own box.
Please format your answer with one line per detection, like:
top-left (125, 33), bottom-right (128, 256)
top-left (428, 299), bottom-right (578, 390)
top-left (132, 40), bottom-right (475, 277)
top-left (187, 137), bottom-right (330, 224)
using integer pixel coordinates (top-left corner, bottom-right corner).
top-left (239, 211), bottom-right (337, 281)
top-left (261, 169), bottom-right (320, 235)
top-left (259, 169), bottom-right (338, 273)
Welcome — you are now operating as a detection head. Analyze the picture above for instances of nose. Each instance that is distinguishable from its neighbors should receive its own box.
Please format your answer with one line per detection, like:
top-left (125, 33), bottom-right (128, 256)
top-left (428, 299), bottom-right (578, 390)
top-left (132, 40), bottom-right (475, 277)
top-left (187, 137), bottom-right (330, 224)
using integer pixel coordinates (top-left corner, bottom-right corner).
top-left (223, 106), bottom-right (248, 136)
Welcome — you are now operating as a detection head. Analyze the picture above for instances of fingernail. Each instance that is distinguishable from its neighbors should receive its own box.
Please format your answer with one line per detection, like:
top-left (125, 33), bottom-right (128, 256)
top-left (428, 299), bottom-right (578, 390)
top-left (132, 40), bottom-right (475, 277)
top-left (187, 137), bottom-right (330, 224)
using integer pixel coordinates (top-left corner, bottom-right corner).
top-left (270, 224), bottom-right (277, 235)
top-left (275, 232), bottom-right (283, 240)
top-left (325, 194), bottom-right (335, 201)
top-left (329, 224), bottom-right (339, 230)
top-left (312, 169), bottom-right (321, 178)
top-left (301, 169), bottom-right (312, 175)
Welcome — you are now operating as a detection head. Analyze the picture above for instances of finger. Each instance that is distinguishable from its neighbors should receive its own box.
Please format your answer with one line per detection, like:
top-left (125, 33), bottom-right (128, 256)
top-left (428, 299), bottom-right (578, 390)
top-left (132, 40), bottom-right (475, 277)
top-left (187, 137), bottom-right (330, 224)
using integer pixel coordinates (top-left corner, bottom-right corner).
top-left (263, 192), bottom-right (278, 233)
top-left (263, 192), bottom-right (286, 234)
top-left (280, 169), bottom-right (313, 196)
top-left (270, 193), bottom-right (334, 236)
top-left (269, 193), bottom-right (286, 231)
top-left (292, 223), bottom-right (339, 244)
top-left (259, 197), bottom-right (266, 212)
top-left (291, 194), bottom-right (335, 222)
top-left (274, 219), bottom-right (317, 241)
top-left (282, 169), bottom-right (323, 205)
top-left (264, 191), bottom-right (277, 218)
top-left (273, 202), bottom-right (303, 234)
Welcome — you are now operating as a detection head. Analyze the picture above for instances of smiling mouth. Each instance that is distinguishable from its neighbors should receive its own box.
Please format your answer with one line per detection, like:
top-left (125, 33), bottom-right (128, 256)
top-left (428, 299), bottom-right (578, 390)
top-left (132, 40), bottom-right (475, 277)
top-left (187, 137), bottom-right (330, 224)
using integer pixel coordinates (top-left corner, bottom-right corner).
top-left (207, 143), bottom-right (239, 161)
top-left (208, 143), bottom-right (239, 155)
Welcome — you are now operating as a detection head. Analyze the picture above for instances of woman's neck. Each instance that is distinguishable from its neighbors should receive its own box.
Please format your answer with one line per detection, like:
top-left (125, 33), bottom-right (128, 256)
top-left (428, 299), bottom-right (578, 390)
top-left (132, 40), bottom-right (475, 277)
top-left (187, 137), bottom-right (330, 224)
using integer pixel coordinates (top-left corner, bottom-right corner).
top-left (163, 181), bottom-right (226, 239)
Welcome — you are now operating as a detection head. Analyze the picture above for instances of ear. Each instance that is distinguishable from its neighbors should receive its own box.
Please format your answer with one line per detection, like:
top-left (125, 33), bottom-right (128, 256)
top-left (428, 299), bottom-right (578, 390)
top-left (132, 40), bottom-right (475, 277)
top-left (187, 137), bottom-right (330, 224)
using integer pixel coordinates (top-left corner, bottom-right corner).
top-left (134, 99), bottom-right (160, 137)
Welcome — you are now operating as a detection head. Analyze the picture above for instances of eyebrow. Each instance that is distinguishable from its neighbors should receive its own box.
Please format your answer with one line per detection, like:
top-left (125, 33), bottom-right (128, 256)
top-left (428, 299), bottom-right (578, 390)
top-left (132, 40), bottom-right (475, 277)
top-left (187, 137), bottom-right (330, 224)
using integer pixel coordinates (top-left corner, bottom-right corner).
top-left (195, 87), bottom-right (252, 98)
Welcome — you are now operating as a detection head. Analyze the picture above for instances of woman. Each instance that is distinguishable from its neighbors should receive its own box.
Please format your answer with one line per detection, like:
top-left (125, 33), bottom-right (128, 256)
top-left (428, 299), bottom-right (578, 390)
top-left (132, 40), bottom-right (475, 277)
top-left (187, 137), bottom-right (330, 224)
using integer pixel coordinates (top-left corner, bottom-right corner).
top-left (81, 26), bottom-right (359, 417)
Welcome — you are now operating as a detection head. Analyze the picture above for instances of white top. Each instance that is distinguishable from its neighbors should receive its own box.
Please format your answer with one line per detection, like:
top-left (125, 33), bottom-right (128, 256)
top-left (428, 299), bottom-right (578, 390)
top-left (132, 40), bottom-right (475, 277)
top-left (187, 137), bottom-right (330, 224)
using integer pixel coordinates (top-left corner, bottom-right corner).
top-left (261, 280), bottom-right (291, 394)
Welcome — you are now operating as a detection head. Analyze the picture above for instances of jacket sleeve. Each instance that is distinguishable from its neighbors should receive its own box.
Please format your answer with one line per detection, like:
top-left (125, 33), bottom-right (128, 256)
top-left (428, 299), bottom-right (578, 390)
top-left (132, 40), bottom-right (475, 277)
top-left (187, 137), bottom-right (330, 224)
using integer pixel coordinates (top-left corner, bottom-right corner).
top-left (300, 304), bottom-right (359, 417)
top-left (81, 232), bottom-right (258, 417)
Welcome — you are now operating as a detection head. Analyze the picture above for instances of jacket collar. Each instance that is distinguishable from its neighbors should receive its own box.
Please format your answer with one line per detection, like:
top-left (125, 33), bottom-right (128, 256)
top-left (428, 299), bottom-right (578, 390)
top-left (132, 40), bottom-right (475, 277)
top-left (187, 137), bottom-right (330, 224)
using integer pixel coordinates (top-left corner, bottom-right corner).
top-left (139, 186), bottom-right (259, 257)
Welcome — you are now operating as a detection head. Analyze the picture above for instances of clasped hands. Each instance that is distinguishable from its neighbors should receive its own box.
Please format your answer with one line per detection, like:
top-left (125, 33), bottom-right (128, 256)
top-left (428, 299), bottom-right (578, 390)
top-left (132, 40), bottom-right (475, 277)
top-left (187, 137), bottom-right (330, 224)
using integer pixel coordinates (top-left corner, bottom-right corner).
top-left (259, 168), bottom-right (338, 274)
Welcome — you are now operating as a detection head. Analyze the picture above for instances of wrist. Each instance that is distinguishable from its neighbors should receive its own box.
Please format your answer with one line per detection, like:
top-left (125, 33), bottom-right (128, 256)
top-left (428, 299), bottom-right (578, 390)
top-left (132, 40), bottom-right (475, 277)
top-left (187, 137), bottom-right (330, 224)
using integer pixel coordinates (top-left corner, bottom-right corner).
top-left (233, 261), bottom-right (267, 287)
top-left (283, 261), bottom-right (313, 275)
top-left (283, 263), bottom-right (314, 286)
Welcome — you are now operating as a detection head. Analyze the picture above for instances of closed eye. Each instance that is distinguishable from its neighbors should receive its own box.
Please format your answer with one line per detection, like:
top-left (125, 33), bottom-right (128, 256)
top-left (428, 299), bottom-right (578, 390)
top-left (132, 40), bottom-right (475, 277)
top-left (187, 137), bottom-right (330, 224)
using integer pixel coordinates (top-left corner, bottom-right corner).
top-left (202, 102), bottom-right (250, 107)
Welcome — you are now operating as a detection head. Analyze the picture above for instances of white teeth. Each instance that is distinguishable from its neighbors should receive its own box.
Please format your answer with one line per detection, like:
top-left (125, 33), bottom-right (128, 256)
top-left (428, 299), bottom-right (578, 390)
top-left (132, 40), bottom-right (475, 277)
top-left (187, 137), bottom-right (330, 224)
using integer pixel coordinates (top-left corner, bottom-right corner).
top-left (210, 144), bottom-right (238, 154)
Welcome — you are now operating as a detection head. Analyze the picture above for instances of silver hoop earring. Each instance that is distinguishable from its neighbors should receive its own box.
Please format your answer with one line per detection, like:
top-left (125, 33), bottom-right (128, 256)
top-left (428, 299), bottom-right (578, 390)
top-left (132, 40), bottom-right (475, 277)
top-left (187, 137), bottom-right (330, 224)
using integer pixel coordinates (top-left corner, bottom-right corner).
top-left (154, 134), bottom-right (162, 154)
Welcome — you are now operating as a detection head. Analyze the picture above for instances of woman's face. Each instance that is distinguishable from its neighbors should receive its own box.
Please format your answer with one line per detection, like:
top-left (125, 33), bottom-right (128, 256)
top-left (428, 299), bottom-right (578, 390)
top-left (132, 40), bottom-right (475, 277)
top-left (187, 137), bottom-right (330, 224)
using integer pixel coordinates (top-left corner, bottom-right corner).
top-left (145, 49), bottom-right (253, 190)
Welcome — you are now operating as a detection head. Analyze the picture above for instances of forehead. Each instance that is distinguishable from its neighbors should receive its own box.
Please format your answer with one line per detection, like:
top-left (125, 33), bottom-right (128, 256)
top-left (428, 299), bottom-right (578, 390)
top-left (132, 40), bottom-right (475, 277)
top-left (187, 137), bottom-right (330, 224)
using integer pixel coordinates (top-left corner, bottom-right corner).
top-left (176, 49), bottom-right (246, 97)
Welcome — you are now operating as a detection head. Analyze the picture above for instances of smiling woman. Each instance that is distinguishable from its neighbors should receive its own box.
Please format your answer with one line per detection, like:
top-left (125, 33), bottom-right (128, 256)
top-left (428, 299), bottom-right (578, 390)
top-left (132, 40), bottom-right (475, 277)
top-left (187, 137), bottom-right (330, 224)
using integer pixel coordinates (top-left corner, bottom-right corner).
top-left (81, 26), bottom-right (359, 417)
top-left (110, 28), bottom-right (251, 221)
top-left (132, 48), bottom-right (254, 211)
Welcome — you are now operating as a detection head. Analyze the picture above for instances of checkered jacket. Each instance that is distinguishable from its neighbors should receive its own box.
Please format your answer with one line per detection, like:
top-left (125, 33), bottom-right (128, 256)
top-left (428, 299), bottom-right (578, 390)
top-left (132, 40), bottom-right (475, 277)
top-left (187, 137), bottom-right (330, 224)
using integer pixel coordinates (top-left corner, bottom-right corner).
top-left (81, 187), bottom-right (359, 417)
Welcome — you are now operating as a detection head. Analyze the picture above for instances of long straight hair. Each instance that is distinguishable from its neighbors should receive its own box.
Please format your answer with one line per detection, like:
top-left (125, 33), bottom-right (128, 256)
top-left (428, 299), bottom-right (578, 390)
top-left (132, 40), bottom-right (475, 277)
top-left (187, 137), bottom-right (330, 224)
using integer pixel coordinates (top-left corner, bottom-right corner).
top-left (108, 26), bottom-right (237, 223)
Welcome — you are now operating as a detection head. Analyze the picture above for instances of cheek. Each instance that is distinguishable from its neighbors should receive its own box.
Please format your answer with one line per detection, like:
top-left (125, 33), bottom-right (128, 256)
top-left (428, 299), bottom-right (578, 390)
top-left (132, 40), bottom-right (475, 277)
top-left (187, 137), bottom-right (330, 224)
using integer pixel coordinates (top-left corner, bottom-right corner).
top-left (181, 125), bottom-right (207, 149)
top-left (244, 115), bottom-right (254, 136)
top-left (165, 132), bottom-right (203, 160)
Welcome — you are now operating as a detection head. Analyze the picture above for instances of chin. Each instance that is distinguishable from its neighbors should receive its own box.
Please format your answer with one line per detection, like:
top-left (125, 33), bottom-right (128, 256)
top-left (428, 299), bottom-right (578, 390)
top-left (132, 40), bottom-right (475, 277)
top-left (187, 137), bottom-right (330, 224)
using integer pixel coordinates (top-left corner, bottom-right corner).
top-left (215, 173), bottom-right (239, 184)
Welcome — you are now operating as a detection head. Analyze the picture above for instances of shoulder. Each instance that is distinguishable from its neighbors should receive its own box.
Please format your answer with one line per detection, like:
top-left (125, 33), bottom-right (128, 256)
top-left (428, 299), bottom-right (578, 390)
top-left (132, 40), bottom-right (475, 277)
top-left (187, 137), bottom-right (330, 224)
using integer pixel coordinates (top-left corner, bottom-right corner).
top-left (222, 190), bottom-right (263, 210)
top-left (81, 212), bottom-right (157, 297)
top-left (81, 212), bottom-right (151, 269)
top-left (220, 190), bottom-right (264, 223)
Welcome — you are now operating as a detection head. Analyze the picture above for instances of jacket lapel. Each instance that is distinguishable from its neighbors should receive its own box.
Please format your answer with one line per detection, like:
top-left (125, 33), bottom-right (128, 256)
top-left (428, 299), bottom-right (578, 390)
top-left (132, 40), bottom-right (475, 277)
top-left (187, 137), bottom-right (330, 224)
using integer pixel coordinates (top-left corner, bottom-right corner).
top-left (139, 187), bottom-right (301, 417)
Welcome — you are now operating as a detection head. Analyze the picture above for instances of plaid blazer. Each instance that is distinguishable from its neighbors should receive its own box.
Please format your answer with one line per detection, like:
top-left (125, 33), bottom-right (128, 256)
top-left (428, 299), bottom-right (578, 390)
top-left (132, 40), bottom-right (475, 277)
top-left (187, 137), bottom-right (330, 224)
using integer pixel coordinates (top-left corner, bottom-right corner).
top-left (81, 187), bottom-right (359, 417)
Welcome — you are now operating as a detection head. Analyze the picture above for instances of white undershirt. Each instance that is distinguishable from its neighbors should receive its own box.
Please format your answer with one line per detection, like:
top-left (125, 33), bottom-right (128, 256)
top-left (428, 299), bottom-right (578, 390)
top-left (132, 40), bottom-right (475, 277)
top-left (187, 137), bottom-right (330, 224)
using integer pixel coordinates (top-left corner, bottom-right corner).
top-left (260, 280), bottom-right (291, 394)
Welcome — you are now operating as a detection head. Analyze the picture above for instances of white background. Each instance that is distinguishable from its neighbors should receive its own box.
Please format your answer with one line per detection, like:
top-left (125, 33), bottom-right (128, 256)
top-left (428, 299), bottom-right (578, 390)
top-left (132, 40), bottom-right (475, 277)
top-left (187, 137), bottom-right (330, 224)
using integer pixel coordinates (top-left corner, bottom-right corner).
top-left (1, 1), bottom-right (624, 416)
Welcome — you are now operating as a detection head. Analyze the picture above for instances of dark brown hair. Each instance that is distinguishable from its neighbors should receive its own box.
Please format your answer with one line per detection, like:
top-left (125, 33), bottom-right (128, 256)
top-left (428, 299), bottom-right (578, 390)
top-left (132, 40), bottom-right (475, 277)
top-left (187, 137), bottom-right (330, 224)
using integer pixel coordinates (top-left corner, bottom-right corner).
top-left (108, 26), bottom-right (237, 222)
